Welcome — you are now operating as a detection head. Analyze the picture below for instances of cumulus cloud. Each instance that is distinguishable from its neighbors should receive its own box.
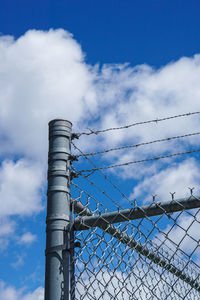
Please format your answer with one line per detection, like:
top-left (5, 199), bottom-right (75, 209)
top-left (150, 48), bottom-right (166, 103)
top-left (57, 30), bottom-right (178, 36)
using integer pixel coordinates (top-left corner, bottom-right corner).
top-left (96, 55), bottom-right (200, 141)
top-left (0, 282), bottom-right (44, 300)
top-left (0, 217), bottom-right (15, 251)
top-left (18, 232), bottom-right (37, 245)
top-left (0, 159), bottom-right (44, 217)
top-left (0, 29), bottom-right (97, 161)
top-left (131, 158), bottom-right (199, 202)
top-left (11, 255), bottom-right (24, 269)
top-left (0, 218), bottom-right (15, 236)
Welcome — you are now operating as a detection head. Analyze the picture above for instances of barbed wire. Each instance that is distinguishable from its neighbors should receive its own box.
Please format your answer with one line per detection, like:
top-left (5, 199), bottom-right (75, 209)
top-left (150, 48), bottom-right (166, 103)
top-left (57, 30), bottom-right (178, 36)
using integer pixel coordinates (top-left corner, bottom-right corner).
top-left (76, 131), bottom-right (200, 157)
top-left (77, 148), bottom-right (200, 173)
top-left (71, 113), bottom-right (200, 298)
top-left (74, 111), bottom-right (200, 137)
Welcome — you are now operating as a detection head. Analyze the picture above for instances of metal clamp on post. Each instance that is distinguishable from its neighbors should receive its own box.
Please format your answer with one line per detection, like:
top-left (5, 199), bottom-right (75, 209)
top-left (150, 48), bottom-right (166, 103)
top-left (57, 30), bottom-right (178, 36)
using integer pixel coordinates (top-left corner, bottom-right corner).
top-left (45, 240), bottom-right (81, 256)
top-left (70, 171), bottom-right (80, 180)
top-left (71, 133), bottom-right (80, 140)
top-left (45, 244), bottom-right (68, 256)
top-left (69, 155), bottom-right (79, 162)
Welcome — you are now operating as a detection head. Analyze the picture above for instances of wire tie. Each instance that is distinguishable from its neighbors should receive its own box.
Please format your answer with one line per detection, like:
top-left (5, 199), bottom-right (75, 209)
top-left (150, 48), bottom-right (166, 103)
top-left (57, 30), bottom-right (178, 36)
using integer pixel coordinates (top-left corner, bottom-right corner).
top-left (167, 214), bottom-right (172, 219)
top-left (83, 169), bottom-right (96, 178)
top-left (69, 155), bottom-right (79, 162)
top-left (70, 171), bottom-right (80, 180)
top-left (71, 133), bottom-right (80, 140)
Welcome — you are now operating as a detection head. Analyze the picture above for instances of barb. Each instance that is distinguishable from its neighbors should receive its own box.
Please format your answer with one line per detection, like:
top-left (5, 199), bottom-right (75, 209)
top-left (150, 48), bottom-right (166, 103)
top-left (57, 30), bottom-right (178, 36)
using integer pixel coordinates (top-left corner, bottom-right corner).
top-left (76, 131), bottom-right (200, 157)
top-left (78, 148), bottom-right (200, 173)
top-left (74, 111), bottom-right (200, 137)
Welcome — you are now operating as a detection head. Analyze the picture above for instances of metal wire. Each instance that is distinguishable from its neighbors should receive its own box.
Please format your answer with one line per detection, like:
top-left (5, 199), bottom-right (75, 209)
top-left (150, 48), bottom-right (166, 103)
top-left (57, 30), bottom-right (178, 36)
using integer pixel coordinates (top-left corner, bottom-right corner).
top-left (78, 148), bottom-right (200, 173)
top-left (74, 111), bottom-right (200, 137)
top-left (76, 131), bottom-right (200, 157)
top-left (72, 142), bottom-right (134, 206)
top-left (71, 119), bottom-right (200, 299)
top-left (72, 187), bottom-right (200, 300)
top-left (72, 143), bottom-right (200, 264)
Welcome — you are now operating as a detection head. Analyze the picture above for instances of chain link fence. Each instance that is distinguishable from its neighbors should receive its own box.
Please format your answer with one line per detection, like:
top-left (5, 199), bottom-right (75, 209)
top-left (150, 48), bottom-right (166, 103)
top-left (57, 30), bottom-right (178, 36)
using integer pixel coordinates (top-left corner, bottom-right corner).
top-left (70, 184), bottom-right (200, 299)
top-left (45, 117), bottom-right (200, 300)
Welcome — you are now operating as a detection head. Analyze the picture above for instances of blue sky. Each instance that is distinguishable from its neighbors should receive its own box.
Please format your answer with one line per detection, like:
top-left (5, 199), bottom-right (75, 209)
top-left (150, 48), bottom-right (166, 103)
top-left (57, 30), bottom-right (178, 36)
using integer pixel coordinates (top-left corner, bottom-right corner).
top-left (1, 0), bottom-right (200, 66)
top-left (0, 1), bottom-right (200, 299)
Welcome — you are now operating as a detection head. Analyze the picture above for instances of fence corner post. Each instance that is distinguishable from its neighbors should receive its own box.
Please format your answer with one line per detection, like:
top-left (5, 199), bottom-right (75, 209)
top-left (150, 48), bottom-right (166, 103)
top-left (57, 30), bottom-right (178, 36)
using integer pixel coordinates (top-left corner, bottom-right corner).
top-left (45, 119), bottom-right (72, 300)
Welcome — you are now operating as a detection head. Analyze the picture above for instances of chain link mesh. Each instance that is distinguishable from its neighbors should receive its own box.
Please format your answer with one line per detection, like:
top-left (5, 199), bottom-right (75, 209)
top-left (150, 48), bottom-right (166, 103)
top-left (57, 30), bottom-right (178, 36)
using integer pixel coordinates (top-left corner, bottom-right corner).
top-left (70, 183), bottom-right (200, 300)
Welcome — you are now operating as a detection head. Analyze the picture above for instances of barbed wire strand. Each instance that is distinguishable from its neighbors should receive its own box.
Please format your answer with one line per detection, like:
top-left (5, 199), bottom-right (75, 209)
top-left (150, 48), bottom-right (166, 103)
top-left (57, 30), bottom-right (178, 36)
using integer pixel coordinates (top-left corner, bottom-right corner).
top-left (78, 148), bottom-right (200, 173)
top-left (76, 131), bottom-right (200, 157)
top-left (75, 111), bottom-right (200, 137)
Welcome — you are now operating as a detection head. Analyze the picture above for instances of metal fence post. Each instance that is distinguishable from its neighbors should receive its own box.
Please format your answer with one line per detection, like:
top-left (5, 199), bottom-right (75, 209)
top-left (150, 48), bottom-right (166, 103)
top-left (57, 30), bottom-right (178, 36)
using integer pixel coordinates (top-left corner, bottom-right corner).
top-left (45, 119), bottom-right (72, 300)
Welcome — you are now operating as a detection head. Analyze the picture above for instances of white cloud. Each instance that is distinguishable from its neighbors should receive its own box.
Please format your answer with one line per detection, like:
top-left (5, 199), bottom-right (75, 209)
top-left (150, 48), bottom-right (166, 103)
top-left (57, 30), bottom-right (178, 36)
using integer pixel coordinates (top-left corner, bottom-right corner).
top-left (0, 217), bottom-right (15, 236)
top-left (18, 232), bottom-right (37, 245)
top-left (96, 56), bottom-right (200, 141)
top-left (0, 159), bottom-right (44, 217)
top-left (0, 29), bottom-right (97, 161)
top-left (131, 158), bottom-right (199, 202)
top-left (22, 287), bottom-right (44, 300)
top-left (0, 217), bottom-right (16, 251)
top-left (11, 255), bottom-right (24, 269)
top-left (0, 282), bottom-right (44, 300)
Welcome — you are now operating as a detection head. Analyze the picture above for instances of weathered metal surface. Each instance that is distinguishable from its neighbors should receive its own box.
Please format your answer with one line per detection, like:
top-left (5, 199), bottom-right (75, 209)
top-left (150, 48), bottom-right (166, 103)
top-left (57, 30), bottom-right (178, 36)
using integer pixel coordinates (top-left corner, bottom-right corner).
top-left (45, 119), bottom-right (72, 300)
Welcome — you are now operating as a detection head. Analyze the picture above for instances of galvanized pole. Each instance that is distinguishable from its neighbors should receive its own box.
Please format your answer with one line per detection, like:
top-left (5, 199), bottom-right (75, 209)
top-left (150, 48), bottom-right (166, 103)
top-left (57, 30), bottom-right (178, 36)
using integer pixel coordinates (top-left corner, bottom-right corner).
top-left (45, 119), bottom-right (72, 300)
